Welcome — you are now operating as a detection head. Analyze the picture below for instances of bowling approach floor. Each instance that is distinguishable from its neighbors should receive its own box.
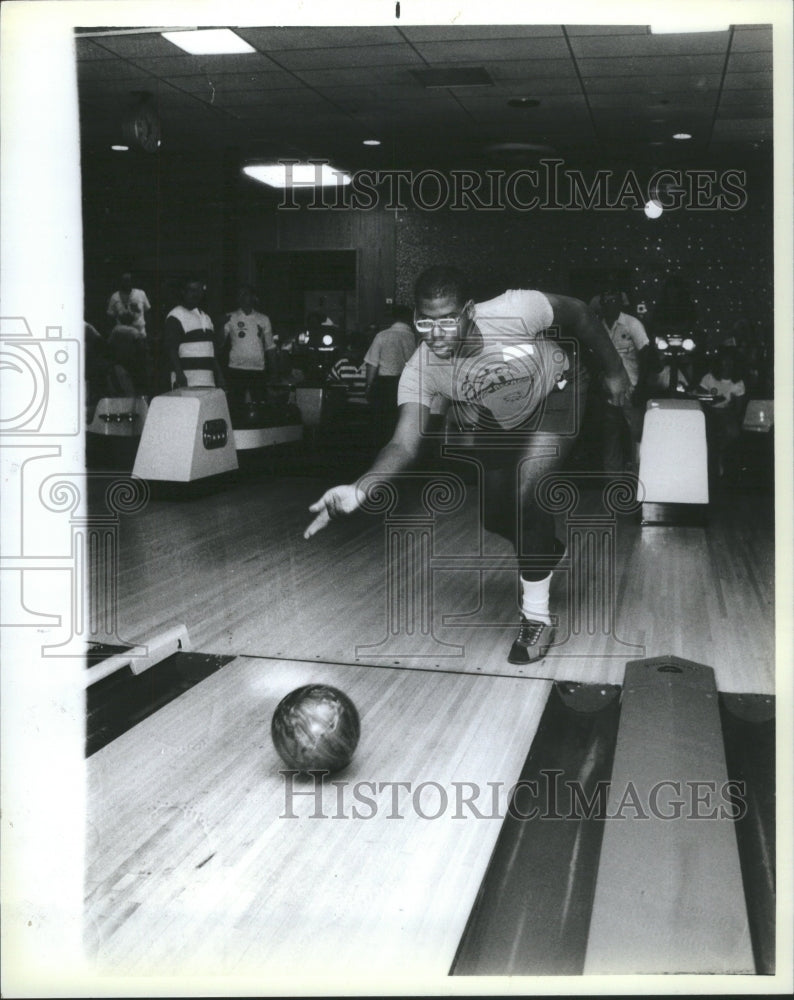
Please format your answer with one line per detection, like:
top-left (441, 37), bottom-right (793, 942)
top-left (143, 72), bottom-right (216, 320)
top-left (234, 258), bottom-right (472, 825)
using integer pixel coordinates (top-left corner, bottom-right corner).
top-left (83, 443), bottom-right (778, 983)
top-left (97, 449), bottom-right (775, 696)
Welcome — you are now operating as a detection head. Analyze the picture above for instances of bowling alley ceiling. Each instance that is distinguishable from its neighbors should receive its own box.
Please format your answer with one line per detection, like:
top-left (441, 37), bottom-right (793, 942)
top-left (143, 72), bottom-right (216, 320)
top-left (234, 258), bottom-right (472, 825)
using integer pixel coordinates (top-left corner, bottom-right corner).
top-left (75, 22), bottom-right (774, 168)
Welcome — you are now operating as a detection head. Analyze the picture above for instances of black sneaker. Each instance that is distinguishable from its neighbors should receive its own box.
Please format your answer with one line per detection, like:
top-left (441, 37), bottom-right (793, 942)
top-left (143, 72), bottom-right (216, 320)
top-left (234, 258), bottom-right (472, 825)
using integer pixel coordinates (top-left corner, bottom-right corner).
top-left (507, 616), bottom-right (555, 665)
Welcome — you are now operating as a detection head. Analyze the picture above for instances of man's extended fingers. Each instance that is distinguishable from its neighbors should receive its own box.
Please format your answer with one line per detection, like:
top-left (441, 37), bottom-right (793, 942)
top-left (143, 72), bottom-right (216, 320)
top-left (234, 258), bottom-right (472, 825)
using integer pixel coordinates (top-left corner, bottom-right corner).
top-left (304, 507), bottom-right (330, 539)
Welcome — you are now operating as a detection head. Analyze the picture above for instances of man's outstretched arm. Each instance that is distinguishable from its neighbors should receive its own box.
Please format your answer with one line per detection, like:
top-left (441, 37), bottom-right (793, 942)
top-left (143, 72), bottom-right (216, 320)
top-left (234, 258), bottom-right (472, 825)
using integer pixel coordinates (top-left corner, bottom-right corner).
top-left (304, 401), bottom-right (429, 539)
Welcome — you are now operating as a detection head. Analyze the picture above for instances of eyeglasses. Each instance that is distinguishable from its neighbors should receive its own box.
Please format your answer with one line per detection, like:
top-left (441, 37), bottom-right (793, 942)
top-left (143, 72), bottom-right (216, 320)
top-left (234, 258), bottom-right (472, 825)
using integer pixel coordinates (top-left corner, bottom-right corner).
top-left (413, 301), bottom-right (471, 335)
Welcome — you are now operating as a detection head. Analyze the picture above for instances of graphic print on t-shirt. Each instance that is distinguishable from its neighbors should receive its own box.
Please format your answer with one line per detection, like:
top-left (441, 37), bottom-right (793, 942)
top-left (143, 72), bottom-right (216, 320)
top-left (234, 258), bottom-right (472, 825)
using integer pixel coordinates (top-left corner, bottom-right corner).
top-left (453, 339), bottom-right (569, 429)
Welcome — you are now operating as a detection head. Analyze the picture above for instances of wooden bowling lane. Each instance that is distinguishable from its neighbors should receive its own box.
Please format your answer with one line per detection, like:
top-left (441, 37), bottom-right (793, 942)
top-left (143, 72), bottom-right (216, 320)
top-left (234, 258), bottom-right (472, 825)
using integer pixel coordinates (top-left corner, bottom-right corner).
top-left (107, 475), bottom-right (774, 694)
top-left (85, 655), bottom-right (551, 979)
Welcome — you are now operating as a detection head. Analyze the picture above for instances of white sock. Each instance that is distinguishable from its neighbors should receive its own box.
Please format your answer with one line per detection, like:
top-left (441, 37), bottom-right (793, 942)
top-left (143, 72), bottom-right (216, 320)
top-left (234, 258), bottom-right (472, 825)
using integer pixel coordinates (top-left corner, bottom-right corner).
top-left (520, 573), bottom-right (552, 625)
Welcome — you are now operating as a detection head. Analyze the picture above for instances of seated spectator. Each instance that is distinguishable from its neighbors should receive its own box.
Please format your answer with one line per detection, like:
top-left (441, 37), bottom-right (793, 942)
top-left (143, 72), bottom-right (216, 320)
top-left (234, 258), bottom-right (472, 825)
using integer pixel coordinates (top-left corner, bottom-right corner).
top-left (327, 337), bottom-right (368, 406)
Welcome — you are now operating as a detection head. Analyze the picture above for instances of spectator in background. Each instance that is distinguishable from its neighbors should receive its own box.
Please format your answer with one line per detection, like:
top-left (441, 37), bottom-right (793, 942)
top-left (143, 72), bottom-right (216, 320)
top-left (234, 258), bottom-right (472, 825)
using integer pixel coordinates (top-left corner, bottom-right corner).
top-left (165, 277), bottom-right (225, 390)
top-left (588, 286), bottom-right (630, 319)
top-left (698, 348), bottom-right (746, 479)
top-left (104, 272), bottom-right (152, 395)
top-left (328, 335), bottom-right (368, 408)
top-left (222, 284), bottom-right (277, 406)
top-left (106, 271), bottom-right (151, 338)
top-left (598, 289), bottom-right (655, 473)
top-left (364, 305), bottom-right (417, 447)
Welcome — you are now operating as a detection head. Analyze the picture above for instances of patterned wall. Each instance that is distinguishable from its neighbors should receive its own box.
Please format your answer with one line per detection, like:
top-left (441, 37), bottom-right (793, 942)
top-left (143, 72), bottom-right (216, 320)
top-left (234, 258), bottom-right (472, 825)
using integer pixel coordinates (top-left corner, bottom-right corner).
top-left (394, 165), bottom-right (774, 352)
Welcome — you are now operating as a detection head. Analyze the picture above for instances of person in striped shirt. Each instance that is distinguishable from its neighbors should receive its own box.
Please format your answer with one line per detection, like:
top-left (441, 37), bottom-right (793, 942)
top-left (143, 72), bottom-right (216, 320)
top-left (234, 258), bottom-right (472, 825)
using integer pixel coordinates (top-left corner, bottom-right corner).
top-left (165, 277), bottom-right (226, 390)
top-left (327, 336), bottom-right (368, 405)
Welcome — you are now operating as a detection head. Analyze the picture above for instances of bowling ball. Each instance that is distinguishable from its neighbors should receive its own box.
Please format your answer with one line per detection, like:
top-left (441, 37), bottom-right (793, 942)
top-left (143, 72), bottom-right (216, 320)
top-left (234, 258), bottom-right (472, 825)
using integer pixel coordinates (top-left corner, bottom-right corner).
top-left (271, 684), bottom-right (360, 774)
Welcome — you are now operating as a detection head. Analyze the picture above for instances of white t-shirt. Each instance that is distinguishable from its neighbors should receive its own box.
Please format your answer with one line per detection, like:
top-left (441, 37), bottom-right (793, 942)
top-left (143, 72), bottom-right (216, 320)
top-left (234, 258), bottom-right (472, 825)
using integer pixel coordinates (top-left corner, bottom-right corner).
top-left (107, 288), bottom-right (151, 336)
top-left (398, 289), bottom-right (569, 429)
top-left (699, 372), bottom-right (746, 409)
top-left (364, 322), bottom-right (416, 376)
top-left (224, 309), bottom-right (274, 370)
top-left (602, 312), bottom-right (649, 388)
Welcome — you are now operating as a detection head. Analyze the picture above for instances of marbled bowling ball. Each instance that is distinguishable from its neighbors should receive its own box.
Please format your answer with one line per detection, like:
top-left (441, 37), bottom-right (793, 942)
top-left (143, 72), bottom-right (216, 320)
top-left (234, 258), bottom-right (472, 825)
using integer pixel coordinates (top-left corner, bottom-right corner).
top-left (271, 684), bottom-right (360, 774)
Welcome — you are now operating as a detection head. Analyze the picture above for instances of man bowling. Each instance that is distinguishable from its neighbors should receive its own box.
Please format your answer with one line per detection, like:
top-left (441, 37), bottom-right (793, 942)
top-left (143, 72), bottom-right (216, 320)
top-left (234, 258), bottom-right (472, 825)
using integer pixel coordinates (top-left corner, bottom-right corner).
top-left (305, 266), bottom-right (630, 664)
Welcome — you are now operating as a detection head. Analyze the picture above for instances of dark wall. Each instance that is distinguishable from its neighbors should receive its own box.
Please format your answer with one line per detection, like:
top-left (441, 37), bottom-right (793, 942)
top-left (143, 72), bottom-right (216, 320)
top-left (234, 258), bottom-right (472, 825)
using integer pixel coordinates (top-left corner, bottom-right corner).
top-left (81, 152), bottom-right (773, 353)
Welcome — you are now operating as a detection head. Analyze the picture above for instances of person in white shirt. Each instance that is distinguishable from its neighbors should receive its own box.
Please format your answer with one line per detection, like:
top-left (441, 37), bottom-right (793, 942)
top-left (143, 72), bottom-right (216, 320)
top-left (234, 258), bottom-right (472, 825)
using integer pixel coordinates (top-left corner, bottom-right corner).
top-left (304, 265), bottom-right (630, 666)
top-left (364, 305), bottom-right (417, 446)
top-left (106, 271), bottom-right (151, 338)
top-left (598, 289), bottom-right (654, 473)
top-left (106, 271), bottom-right (152, 393)
top-left (222, 284), bottom-right (276, 405)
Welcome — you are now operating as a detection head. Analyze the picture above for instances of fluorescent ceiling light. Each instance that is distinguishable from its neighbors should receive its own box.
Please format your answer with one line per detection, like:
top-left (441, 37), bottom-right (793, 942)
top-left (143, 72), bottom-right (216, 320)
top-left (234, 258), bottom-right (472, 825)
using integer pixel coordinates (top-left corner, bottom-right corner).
top-left (243, 163), bottom-right (352, 188)
top-left (650, 23), bottom-right (729, 33)
top-left (161, 29), bottom-right (255, 54)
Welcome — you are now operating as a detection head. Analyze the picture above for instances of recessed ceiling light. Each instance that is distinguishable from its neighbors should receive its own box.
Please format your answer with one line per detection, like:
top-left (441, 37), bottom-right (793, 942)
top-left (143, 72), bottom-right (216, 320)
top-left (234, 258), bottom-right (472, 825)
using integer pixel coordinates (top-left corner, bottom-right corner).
top-left (111, 145), bottom-right (130, 152)
top-left (507, 97), bottom-right (540, 108)
top-left (161, 29), bottom-right (255, 55)
top-left (672, 132), bottom-right (692, 140)
top-left (362, 139), bottom-right (381, 146)
top-left (243, 163), bottom-right (352, 188)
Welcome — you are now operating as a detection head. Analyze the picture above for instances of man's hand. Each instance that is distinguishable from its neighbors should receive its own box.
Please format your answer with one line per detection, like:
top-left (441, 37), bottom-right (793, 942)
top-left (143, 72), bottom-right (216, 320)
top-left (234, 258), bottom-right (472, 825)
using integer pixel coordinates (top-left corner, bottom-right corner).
top-left (603, 369), bottom-right (632, 407)
top-left (304, 484), bottom-right (363, 539)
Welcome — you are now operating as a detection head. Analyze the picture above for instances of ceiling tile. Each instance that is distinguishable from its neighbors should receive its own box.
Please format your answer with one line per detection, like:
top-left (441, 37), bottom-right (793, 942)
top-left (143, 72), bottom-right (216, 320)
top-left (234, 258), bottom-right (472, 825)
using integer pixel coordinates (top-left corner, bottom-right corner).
top-left (722, 71), bottom-right (773, 89)
top-left (168, 72), bottom-right (298, 94)
top-left (74, 37), bottom-right (117, 61)
top-left (267, 44), bottom-right (425, 72)
top-left (583, 74), bottom-right (722, 94)
top-left (126, 53), bottom-right (281, 77)
top-left (485, 59), bottom-right (580, 81)
top-left (730, 26), bottom-right (773, 50)
top-left (565, 26), bottom-right (649, 36)
top-left (726, 51), bottom-right (773, 72)
top-left (587, 91), bottom-right (719, 110)
top-left (399, 25), bottom-right (565, 41)
top-left (577, 54), bottom-right (725, 77)
top-left (718, 91), bottom-right (773, 111)
top-left (711, 119), bottom-right (773, 138)
top-left (236, 26), bottom-right (405, 50)
top-left (88, 32), bottom-right (199, 59)
top-left (452, 78), bottom-right (583, 97)
top-left (457, 93), bottom-right (589, 113)
top-left (569, 31), bottom-right (729, 58)
top-left (409, 37), bottom-right (571, 62)
top-left (77, 60), bottom-right (153, 82)
top-left (293, 66), bottom-right (430, 88)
